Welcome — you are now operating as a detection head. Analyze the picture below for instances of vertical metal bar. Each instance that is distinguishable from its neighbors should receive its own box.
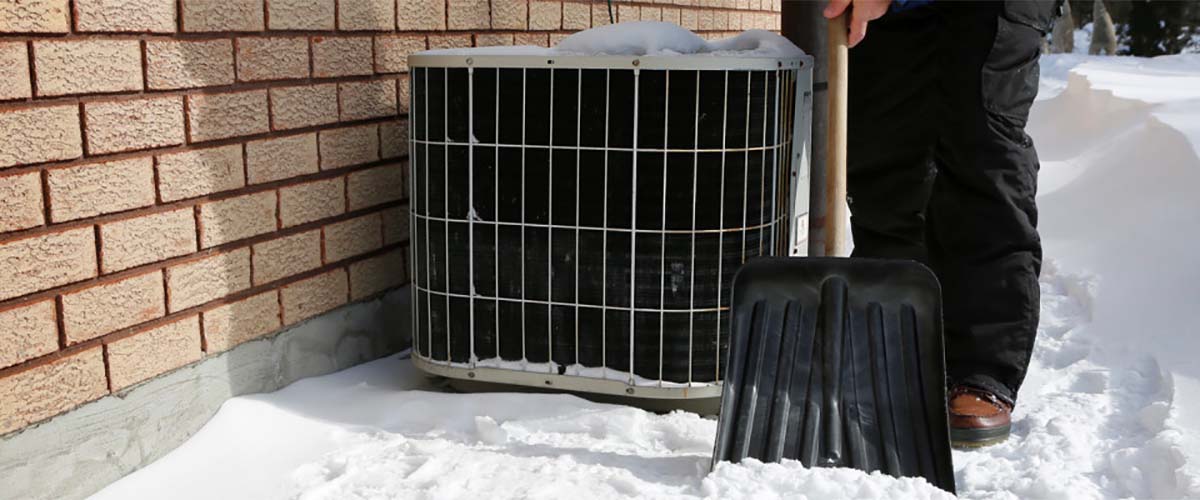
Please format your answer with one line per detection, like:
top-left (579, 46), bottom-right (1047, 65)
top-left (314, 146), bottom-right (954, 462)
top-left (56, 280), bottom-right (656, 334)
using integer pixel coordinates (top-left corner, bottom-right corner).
top-left (443, 69), bottom-right (451, 364)
top-left (715, 70), bottom-right (729, 381)
top-left (424, 69), bottom-right (433, 360)
top-left (760, 71), bottom-right (770, 257)
top-left (741, 71), bottom-right (751, 265)
top-left (547, 68), bottom-right (554, 374)
top-left (601, 69), bottom-right (610, 376)
top-left (574, 68), bottom-right (582, 371)
top-left (658, 70), bottom-right (670, 386)
top-left (628, 68), bottom-right (641, 384)
top-left (687, 70), bottom-right (700, 387)
top-left (521, 68), bottom-right (528, 365)
top-left (467, 66), bottom-right (476, 366)
top-left (410, 72), bottom-right (419, 357)
top-left (772, 68), bottom-right (782, 255)
top-left (494, 68), bottom-right (501, 361)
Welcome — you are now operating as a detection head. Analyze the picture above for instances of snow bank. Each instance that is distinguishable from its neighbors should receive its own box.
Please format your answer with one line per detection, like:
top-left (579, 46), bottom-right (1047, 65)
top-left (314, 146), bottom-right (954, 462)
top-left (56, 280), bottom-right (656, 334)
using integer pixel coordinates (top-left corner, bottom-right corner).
top-left (1015, 52), bottom-right (1200, 498)
top-left (422, 22), bottom-right (804, 58)
top-left (92, 354), bottom-right (949, 500)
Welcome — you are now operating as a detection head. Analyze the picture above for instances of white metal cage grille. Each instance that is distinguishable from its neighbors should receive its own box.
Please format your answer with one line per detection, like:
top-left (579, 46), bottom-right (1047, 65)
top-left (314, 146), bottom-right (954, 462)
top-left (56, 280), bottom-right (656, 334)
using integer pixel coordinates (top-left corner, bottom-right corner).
top-left (408, 54), bottom-right (812, 399)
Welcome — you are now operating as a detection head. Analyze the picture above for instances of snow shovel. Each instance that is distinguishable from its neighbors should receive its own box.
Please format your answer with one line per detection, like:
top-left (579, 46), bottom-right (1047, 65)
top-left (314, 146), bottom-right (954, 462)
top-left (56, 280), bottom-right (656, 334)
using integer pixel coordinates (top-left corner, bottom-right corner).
top-left (710, 13), bottom-right (956, 494)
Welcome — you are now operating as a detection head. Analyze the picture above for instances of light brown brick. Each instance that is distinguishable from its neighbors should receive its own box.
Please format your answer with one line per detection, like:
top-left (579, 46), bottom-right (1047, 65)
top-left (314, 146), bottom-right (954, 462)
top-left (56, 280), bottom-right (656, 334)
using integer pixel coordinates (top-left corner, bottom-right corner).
top-left (382, 205), bottom-right (408, 244)
top-left (100, 208), bottom-right (197, 273)
top-left (428, 33), bottom-right (472, 50)
top-left (374, 34), bottom-right (424, 73)
top-left (236, 37), bottom-right (309, 82)
top-left (156, 144), bottom-right (245, 202)
top-left (514, 32), bottom-right (549, 47)
top-left (0, 228), bottom-right (96, 302)
top-left (680, 8), bottom-right (697, 30)
top-left (617, 4), bottom-right (638, 23)
top-left (33, 40), bottom-right (142, 97)
top-left (0, 42), bottom-right (31, 101)
top-left (591, 3), bottom-right (611, 26)
top-left (61, 271), bottom-right (165, 343)
top-left (0, 172), bottom-right (44, 233)
top-left (312, 36), bottom-right (373, 78)
top-left (319, 124), bottom-right (379, 170)
top-left (397, 0), bottom-right (446, 30)
top-left (347, 163), bottom-right (404, 210)
top-left (107, 315), bottom-right (203, 390)
top-left (530, 1), bottom-right (561, 30)
top-left (640, 6), bottom-right (662, 21)
top-left (447, 0), bottom-right (489, 30)
top-left (475, 33), bottom-right (513, 47)
top-left (202, 291), bottom-right (280, 353)
top-left (549, 33), bottom-right (570, 46)
top-left (380, 120), bottom-right (408, 159)
top-left (84, 96), bottom-right (185, 155)
top-left (251, 230), bottom-right (320, 285)
top-left (340, 79), bottom-right (397, 121)
top-left (324, 213), bottom-right (382, 262)
top-left (187, 90), bottom-right (269, 143)
top-left (662, 7), bottom-right (680, 25)
top-left (198, 191), bottom-right (276, 248)
top-left (339, 0), bottom-right (394, 30)
top-left (47, 157), bottom-right (156, 222)
top-left (0, 105), bottom-right (81, 168)
top-left (270, 84), bottom-right (339, 131)
top-left (398, 74), bottom-right (410, 113)
top-left (75, 0), bottom-right (176, 33)
top-left (0, 348), bottom-right (106, 436)
top-left (491, 0), bottom-right (527, 29)
top-left (165, 247), bottom-right (250, 311)
top-left (145, 39), bottom-right (234, 90)
top-left (281, 268), bottom-right (347, 324)
top-left (0, 0), bottom-right (69, 33)
top-left (280, 177), bottom-right (344, 228)
top-left (0, 300), bottom-right (57, 369)
top-left (563, 2), bottom-right (589, 29)
top-left (181, 0), bottom-right (263, 31)
top-left (268, 0), bottom-right (334, 30)
top-left (245, 133), bottom-right (318, 185)
top-left (349, 249), bottom-right (405, 300)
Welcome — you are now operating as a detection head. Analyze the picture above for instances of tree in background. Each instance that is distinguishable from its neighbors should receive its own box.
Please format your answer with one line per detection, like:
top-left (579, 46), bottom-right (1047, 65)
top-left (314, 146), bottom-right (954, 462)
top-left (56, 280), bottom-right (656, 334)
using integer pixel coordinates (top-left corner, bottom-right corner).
top-left (1065, 0), bottom-right (1199, 56)
top-left (1127, 0), bottom-right (1193, 56)
top-left (1091, 0), bottom-right (1119, 55)
top-left (1051, 0), bottom-right (1076, 53)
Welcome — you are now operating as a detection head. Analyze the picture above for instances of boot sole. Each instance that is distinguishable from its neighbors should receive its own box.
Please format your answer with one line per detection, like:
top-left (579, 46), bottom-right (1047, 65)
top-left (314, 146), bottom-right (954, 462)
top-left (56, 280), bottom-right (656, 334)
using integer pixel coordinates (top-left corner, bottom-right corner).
top-left (950, 424), bottom-right (1011, 449)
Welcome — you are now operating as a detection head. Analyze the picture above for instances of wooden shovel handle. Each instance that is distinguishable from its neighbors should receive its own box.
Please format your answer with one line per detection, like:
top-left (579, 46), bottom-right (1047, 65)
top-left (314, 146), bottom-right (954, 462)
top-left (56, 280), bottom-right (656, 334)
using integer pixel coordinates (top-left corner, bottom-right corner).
top-left (825, 14), bottom-right (849, 257)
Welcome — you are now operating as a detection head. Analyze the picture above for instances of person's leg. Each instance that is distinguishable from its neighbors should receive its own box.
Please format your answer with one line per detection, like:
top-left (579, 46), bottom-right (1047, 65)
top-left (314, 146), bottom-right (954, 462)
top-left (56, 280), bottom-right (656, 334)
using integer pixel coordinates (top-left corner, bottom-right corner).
top-left (930, 1), bottom-right (1053, 407)
top-left (846, 6), bottom-right (943, 261)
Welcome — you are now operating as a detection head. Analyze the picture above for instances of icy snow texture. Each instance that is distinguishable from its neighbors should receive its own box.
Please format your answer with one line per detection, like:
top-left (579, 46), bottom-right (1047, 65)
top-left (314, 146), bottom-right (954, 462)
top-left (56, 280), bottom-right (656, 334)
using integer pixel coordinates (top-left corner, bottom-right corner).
top-left (422, 22), bottom-right (804, 58)
top-left (91, 52), bottom-right (1200, 500)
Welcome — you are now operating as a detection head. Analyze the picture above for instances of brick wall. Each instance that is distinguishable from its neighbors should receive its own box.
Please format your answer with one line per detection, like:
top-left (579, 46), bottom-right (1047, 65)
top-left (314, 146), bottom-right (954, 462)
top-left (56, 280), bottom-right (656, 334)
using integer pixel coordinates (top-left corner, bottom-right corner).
top-left (0, 0), bottom-right (781, 437)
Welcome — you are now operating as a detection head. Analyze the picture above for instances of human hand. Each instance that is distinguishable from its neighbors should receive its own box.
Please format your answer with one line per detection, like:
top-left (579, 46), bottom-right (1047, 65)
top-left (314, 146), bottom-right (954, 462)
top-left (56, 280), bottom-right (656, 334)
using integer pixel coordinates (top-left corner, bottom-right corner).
top-left (823, 0), bottom-right (893, 48)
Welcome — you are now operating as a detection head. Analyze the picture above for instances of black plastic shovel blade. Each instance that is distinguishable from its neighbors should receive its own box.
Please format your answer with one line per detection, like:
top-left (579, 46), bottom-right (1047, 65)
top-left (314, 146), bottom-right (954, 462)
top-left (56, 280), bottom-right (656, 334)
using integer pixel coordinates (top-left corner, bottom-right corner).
top-left (711, 257), bottom-right (955, 494)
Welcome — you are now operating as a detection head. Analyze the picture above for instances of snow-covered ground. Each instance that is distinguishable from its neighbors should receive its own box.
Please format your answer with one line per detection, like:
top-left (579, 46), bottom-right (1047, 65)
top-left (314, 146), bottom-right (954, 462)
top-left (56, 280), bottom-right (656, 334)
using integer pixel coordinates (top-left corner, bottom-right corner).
top-left (91, 53), bottom-right (1200, 499)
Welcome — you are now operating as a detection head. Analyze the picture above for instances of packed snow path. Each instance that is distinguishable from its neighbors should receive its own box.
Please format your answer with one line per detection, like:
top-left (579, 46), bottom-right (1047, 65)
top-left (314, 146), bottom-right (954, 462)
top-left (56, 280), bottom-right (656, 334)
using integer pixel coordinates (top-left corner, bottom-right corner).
top-left (91, 54), bottom-right (1200, 499)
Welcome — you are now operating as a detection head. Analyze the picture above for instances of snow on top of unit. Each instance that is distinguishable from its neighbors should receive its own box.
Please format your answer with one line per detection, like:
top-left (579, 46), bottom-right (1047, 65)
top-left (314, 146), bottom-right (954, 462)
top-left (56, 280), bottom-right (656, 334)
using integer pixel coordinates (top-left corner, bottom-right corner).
top-left (552, 21), bottom-right (710, 55)
top-left (419, 21), bottom-right (804, 58)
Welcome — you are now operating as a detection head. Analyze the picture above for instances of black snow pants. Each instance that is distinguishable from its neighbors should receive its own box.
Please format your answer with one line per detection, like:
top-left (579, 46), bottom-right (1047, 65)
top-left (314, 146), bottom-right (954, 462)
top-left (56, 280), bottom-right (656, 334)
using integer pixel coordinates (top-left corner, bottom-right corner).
top-left (846, 1), bottom-right (1058, 404)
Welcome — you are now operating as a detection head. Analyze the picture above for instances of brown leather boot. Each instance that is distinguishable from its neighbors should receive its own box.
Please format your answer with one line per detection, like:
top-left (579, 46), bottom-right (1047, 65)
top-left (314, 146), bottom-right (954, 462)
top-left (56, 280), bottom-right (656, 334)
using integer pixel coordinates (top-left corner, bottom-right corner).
top-left (948, 385), bottom-right (1013, 448)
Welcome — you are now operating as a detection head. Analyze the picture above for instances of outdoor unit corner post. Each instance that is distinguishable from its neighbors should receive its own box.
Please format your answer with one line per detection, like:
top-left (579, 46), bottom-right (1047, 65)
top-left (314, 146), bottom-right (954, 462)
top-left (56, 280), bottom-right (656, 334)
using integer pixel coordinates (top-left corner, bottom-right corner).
top-left (406, 52), bottom-right (813, 402)
top-left (781, 0), bottom-right (829, 257)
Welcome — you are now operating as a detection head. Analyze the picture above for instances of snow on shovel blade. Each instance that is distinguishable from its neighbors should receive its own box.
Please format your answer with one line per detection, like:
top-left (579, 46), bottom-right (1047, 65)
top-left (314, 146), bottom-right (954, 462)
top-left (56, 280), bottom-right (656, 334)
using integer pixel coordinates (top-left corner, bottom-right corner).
top-left (712, 257), bottom-right (956, 494)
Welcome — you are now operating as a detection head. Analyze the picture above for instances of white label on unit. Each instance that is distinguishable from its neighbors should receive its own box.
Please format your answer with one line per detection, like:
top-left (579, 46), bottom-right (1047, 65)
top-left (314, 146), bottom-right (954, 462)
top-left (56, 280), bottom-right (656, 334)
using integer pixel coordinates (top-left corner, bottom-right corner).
top-left (791, 214), bottom-right (809, 256)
